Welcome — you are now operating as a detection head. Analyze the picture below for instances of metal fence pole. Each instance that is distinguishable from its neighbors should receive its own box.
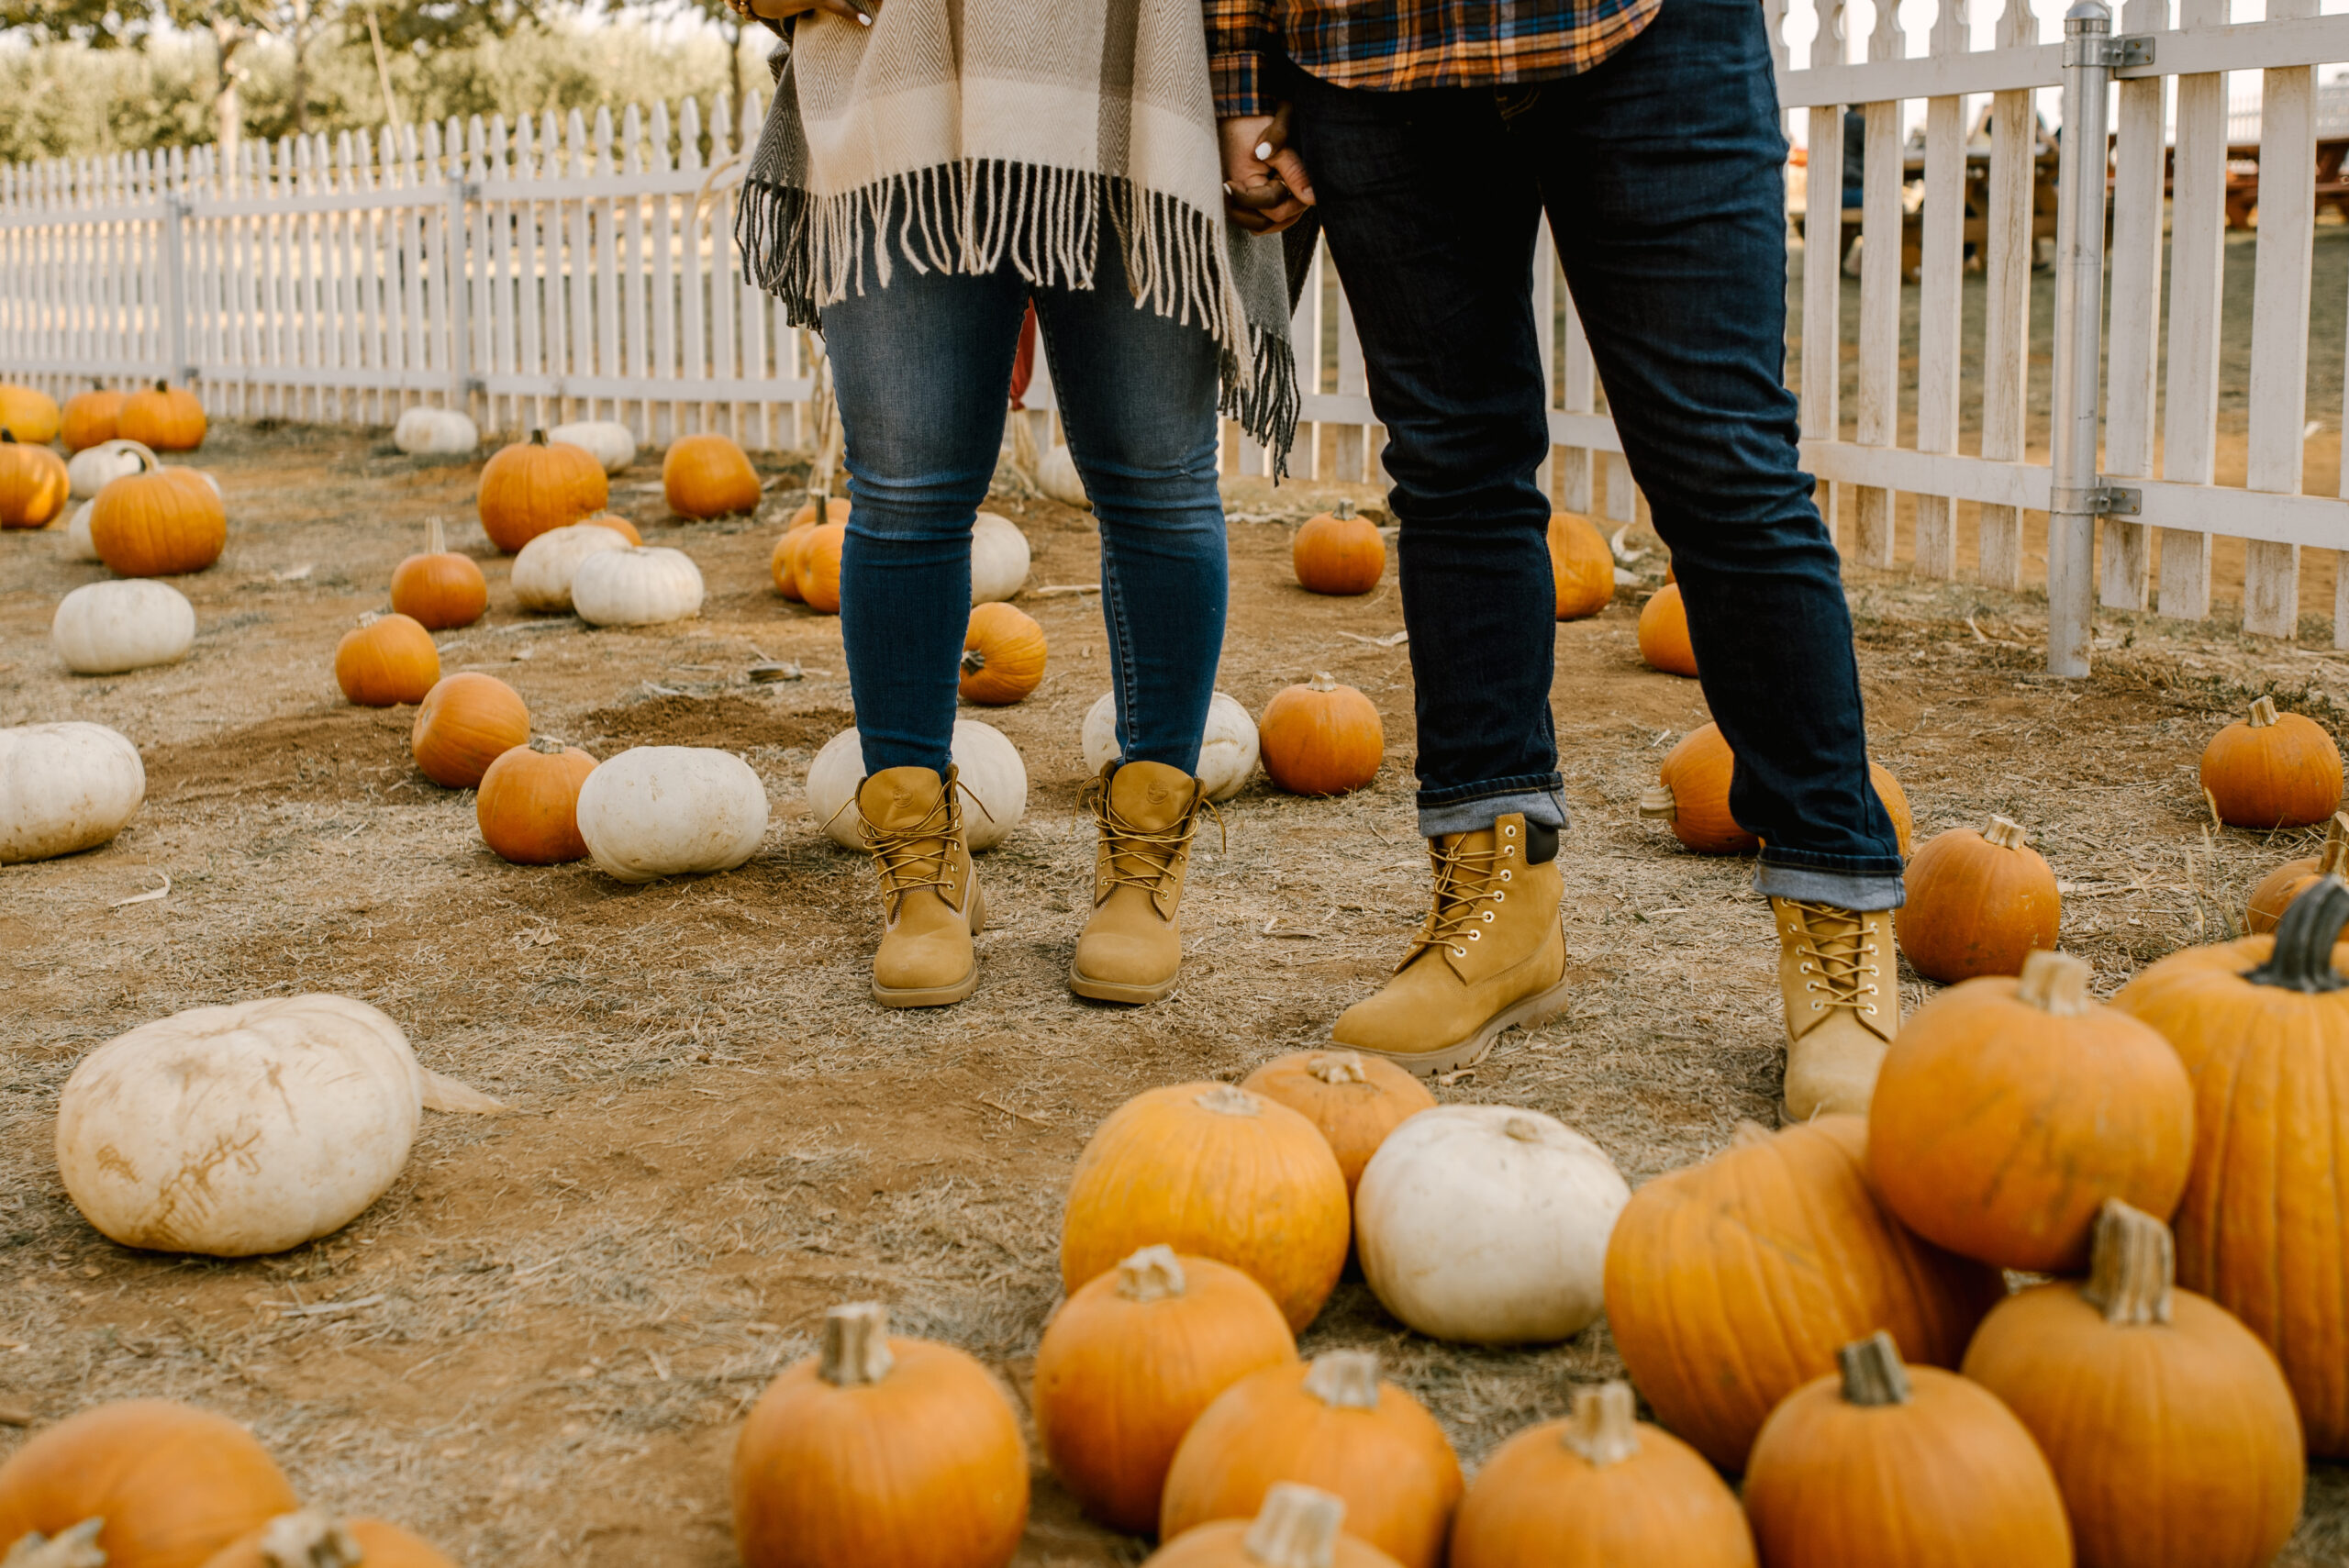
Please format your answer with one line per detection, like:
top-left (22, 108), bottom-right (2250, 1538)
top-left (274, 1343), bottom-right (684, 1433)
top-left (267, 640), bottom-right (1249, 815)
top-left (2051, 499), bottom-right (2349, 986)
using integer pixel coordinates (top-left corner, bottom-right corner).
top-left (2047, 0), bottom-right (2120, 677)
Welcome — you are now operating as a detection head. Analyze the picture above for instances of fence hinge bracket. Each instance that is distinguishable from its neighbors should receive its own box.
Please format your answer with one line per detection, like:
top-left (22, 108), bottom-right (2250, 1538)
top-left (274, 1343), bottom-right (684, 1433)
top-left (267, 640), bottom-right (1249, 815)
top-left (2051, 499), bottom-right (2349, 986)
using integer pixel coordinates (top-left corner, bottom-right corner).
top-left (2054, 483), bottom-right (2143, 517)
top-left (2065, 33), bottom-right (2154, 67)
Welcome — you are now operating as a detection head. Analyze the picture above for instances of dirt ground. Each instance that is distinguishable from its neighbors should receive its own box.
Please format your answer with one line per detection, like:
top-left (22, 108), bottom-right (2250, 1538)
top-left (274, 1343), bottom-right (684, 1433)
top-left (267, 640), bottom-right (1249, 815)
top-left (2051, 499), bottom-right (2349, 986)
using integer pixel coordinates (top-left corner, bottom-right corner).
top-left (3, 422), bottom-right (2346, 1565)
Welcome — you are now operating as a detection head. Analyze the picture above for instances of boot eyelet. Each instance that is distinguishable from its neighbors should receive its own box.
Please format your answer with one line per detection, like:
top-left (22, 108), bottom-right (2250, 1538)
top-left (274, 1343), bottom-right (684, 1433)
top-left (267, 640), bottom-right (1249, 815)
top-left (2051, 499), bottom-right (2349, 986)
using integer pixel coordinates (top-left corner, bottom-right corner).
top-left (1468, 930), bottom-right (1482, 940)
top-left (1499, 869), bottom-right (1512, 882)
top-left (1810, 1001), bottom-right (1824, 1011)
top-left (1504, 825), bottom-right (1517, 837)
top-left (1451, 946), bottom-right (1467, 958)
top-left (1481, 910), bottom-right (1495, 922)
top-left (1493, 891), bottom-right (1507, 902)
top-left (1865, 1005), bottom-right (1879, 1016)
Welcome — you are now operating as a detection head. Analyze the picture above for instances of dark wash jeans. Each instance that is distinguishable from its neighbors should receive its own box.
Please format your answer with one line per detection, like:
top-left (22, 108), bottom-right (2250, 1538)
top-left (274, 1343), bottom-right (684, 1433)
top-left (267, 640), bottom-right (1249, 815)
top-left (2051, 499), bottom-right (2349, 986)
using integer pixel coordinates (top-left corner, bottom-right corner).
top-left (819, 230), bottom-right (1228, 779)
top-left (1284, 0), bottom-right (1906, 908)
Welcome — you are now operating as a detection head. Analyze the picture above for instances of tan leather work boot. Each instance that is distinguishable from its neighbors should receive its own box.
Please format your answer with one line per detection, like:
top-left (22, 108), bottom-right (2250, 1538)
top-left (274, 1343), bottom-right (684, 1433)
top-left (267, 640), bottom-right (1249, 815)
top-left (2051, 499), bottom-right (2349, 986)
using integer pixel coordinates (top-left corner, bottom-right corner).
top-left (1330, 814), bottom-right (1572, 1077)
top-left (1773, 897), bottom-right (1898, 1121)
top-left (858, 765), bottom-right (985, 1007)
top-left (1069, 760), bottom-right (1211, 1004)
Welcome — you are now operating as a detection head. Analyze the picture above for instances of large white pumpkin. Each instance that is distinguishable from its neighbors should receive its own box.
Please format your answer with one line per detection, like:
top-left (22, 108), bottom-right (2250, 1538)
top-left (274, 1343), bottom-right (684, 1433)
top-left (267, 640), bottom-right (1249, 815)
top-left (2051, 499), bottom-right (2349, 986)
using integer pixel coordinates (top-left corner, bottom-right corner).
top-left (575, 746), bottom-right (768, 883)
top-left (1354, 1105), bottom-right (1631, 1346)
top-left (804, 720), bottom-right (1027, 852)
top-left (1038, 442), bottom-right (1091, 509)
top-left (53, 580), bottom-right (196, 674)
top-left (571, 546), bottom-right (704, 627)
top-left (67, 439), bottom-right (157, 500)
top-left (393, 405), bottom-right (479, 456)
top-left (62, 499), bottom-right (101, 562)
top-left (511, 522), bottom-right (629, 613)
top-left (1081, 690), bottom-right (1260, 803)
top-left (0, 721), bottom-right (144, 863)
top-left (548, 419), bottom-right (637, 474)
top-left (970, 511), bottom-right (1031, 605)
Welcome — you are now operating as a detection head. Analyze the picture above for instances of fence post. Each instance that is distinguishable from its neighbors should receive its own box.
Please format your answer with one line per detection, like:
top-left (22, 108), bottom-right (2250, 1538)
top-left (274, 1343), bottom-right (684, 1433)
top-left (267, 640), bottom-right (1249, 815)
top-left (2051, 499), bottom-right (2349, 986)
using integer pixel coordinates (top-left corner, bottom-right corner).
top-left (2046, 0), bottom-right (2119, 678)
top-left (448, 175), bottom-right (475, 406)
top-left (162, 194), bottom-right (192, 384)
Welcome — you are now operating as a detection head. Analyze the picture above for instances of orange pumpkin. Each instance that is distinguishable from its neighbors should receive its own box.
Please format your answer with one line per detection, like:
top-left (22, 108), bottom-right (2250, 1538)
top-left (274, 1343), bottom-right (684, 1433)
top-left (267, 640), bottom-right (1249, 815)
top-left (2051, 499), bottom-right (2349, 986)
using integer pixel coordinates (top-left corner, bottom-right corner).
top-left (89, 462), bottom-right (225, 576)
top-left (0, 431), bottom-right (69, 528)
top-left (1742, 1333), bottom-right (2073, 1568)
top-left (959, 603), bottom-right (1047, 706)
top-left (1639, 724), bottom-right (1911, 857)
top-left (732, 1302), bottom-right (1029, 1568)
top-left (1547, 512), bottom-right (1614, 620)
top-left (1449, 1382), bottom-right (1756, 1568)
top-left (1239, 1049), bottom-right (1434, 1198)
top-left (1635, 584), bottom-right (1697, 677)
top-left (478, 430), bottom-right (610, 552)
top-left (1061, 1083), bottom-right (1351, 1333)
top-left (334, 613), bottom-right (440, 707)
top-left (578, 511), bottom-right (642, 544)
top-left (198, 1513), bottom-right (457, 1568)
top-left (2246, 810), bottom-right (2349, 934)
top-left (798, 520), bottom-right (849, 614)
top-left (476, 740), bottom-right (597, 864)
top-left (0, 384), bottom-right (61, 446)
top-left (1161, 1351), bottom-right (1464, 1568)
top-left (663, 432), bottom-right (763, 518)
top-left (1035, 1246), bottom-right (1298, 1534)
top-left (1600, 1116), bottom-right (2003, 1472)
top-left (1259, 674), bottom-right (1383, 796)
top-left (411, 673), bottom-right (530, 788)
top-left (1896, 816), bottom-right (2062, 982)
top-left (1293, 500), bottom-right (1386, 595)
top-left (61, 386), bottom-right (126, 452)
top-left (2200, 695), bottom-right (2342, 829)
top-left (1146, 1484), bottom-right (1404, 1568)
top-left (771, 529), bottom-right (807, 599)
top-left (117, 381), bottom-right (206, 451)
top-left (0, 1399), bottom-right (298, 1568)
top-left (388, 517), bottom-right (487, 631)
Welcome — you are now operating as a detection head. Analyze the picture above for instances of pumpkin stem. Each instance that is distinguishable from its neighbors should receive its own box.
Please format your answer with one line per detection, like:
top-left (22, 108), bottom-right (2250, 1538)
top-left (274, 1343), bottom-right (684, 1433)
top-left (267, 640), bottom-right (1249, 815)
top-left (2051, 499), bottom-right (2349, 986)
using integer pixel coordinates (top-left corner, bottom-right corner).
top-left (425, 515), bottom-right (447, 555)
top-left (1307, 672), bottom-right (1338, 693)
top-left (153, 378), bottom-right (169, 394)
top-left (2248, 695), bottom-right (2281, 728)
top-left (1560, 1382), bottom-right (1642, 1468)
top-left (1241, 1483), bottom-right (1349, 1568)
top-left (529, 428), bottom-right (548, 446)
top-left (1307, 1051), bottom-right (1369, 1085)
top-left (1982, 815), bottom-right (2030, 851)
top-left (1115, 1244), bottom-right (1187, 1303)
top-left (1332, 498), bottom-right (1357, 521)
top-left (1730, 1119), bottom-right (1774, 1149)
top-left (1195, 1084), bottom-right (1263, 1118)
top-left (2014, 950), bottom-right (2093, 1017)
top-left (1302, 1350), bottom-right (1380, 1410)
top-left (1502, 1115), bottom-right (1545, 1143)
top-left (818, 1301), bottom-right (895, 1387)
top-left (960, 647), bottom-right (987, 674)
top-left (1837, 1331), bottom-right (1912, 1407)
top-left (1637, 783), bottom-right (1677, 821)
top-left (1, 430), bottom-right (14, 445)
top-left (2079, 1199), bottom-right (2176, 1327)
top-left (2319, 812), bottom-right (2349, 879)
top-left (2246, 874), bottom-right (2349, 993)
top-left (1, 1520), bottom-right (106, 1568)
top-left (529, 736), bottom-right (570, 755)
top-left (255, 1509), bottom-right (364, 1568)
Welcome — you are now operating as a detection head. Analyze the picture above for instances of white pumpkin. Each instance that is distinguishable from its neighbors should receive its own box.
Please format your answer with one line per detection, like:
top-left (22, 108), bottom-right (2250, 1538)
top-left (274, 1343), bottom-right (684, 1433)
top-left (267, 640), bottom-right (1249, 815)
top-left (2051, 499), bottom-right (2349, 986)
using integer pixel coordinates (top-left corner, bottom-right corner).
top-left (54, 995), bottom-right (495, 1256)
top-left (575, 746), bottom-right (768, 883)
top-left (511, 522), bottom-right (629, 613)
top-left (971, 511), bottom-right (1031, 605)
top-left (548, 419), bottom-right (637, 474)
top-left (393, 405), bottom-right (480, 456)
top-left (53, 580), bottom-right (196, 674)
top-left (62, 499), bottom-right (101, 562)
top-left (1081, 690), bottom-right (1260, 803)
top-left (67, 439), bottom-right (157, 500)
top-left (571, 546), bottom-right (705, 627)
top-left (805, 719), bottom-right (1027, 852)
top-left (1039, 442), bottom-right (1091, 509)
top-left (1354, 1105), bottom-right (1631, 1346)
top-left (0, 721), bottom-right (144, 863)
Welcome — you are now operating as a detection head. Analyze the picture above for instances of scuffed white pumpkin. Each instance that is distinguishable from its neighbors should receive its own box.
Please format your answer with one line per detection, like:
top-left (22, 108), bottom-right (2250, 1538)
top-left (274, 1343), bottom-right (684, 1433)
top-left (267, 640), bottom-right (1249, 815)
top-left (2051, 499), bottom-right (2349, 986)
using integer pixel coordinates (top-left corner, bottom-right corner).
top-left (53, 580), bottom-right (196, 674)
top-left (1081, 690), bottom-right (1260, 804)
top-left (511, 522), bottom-right (629, 613)
top-left (548, 420), bottom-right (637, 474)
top-left (804, 719), bottom-right (1027, 852)
top-left (393, 405), bottom-right (479, 456)
top-left (970, 512), bottom-right (1031, 605)
top-left (575, 746), bottom-right (767, 883)
top-left (571, 546), bottom-right (704, 627)
top-left (0, 721), bottom-right (144, 863)
top-left (62, 499), bottom-right (101, 562)
top-left (1038, 443), bottom-right (1090, 510)
top-left (1354, 1105), bottom-right (1631, 1346)
top-left (67, 439), bottom-right (157, 500)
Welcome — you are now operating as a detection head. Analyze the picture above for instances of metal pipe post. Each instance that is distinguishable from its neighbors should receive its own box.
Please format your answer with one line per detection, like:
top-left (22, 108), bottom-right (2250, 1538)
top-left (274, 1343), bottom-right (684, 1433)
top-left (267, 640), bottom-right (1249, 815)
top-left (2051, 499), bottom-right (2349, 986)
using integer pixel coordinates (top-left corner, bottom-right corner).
top-left (2047, 0), bottom-right (2117, 677)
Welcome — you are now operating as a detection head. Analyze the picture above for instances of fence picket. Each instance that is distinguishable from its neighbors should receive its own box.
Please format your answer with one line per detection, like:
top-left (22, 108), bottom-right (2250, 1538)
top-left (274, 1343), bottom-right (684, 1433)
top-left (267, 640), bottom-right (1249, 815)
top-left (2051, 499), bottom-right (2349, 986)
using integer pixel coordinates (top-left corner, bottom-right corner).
top-left (1851, 0), bottom-right (1906, 568)
top-left (2244, 0), bottom-right (2318, 639)
top-left (2101, 0), bottom-right (2168, 611)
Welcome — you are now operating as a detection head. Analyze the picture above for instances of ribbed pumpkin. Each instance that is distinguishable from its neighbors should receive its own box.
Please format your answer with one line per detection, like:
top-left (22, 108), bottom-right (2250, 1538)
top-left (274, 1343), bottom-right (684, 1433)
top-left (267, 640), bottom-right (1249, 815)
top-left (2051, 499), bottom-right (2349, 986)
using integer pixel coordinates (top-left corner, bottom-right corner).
top-left (960, 603), bottom-right (1047, 706)
top-left (2246, 809), bottom-right (2349, 934)
top-left (1638, 723), bottom-right (1912, 857)
top-left (0, 432), bottom-right (69, 528)
top-left (1145, 1485), bottom-right (1404, 1568)
top-left (476, 740), bottom-right (597, 865)
top-left (388, 517), bottom-right (487, 631)
top-left (578, 511), bottom-right (641, 543)
top-left (61, 386), bottom-right (127, 452)
top-left (1548, 512), bottom-right (1614, 620)
top-left (1449, 1383), bottom-right (1756, 1568)
top-left (2110, 875), bottom-right (2349, 1454)
top-left (1259, 674), bottom-right (1383, 796)
top-left (2201, 695), bottom-right (2343, 828)
top-left (89, 462), bottom-right (226, 576)
top-left (1239, 1049), bottom-right (1434, 1197)
top-left (118, 382), bottom-right (206, 450)
top-left (1161, 1352), bottom-right (1463, 1568)
top-left (1962, 1200), bottom-right (2303, 1568)
top-left (1035, 1246), bottom-right (1298, 1534)
top-left (731, 1303), bottom-right (1029, 1568)
top-left (1061, 1082), bottom-right (1350, 1332)
top-left (334, 613), bottom-right (440, 706)
top-left (798, 520), bottom-right (849, 614)
top-left (411, 673), bottom-right (530, 788)
top-left (197, 1512), bottom-right (457, 1568)
top-left (1897, 816), bottom-right (2061, 981)
top-left (0, 384), bottom-right (61, 446)
top-left (1635, 584), bottom-right (1697, 676)
top-left (663, 432), bottom-right (763, 518)
top-left (1601, 1116), bottom-right (2002, 1471)
top-left (1293, 500), bottom-right (1385, 595)
top-left (1869, 950), bottom-right (2191, 1273)
top-left (478, 430), bottom-right (609, 552)
top-left (1743, 1333), bottom-right (2073, 1568)
top-left (0, 1400), bottom-right (298, 1568)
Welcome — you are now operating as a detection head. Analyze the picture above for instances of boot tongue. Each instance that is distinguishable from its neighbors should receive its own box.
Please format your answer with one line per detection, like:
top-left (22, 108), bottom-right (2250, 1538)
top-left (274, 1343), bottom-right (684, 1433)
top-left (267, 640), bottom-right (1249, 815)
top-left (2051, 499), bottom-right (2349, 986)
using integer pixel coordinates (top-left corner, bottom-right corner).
top-left (1108, 761), bottom-right (1196, 832)
top-left (858, 766), bottom-right (947, 831)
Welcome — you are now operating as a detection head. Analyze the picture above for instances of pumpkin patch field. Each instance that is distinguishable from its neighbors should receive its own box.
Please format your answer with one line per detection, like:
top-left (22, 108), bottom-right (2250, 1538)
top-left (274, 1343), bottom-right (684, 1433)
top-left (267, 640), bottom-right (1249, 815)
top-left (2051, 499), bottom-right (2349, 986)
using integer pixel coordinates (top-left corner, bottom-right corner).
top-left (5, 418), bottom-right (2349, 1564)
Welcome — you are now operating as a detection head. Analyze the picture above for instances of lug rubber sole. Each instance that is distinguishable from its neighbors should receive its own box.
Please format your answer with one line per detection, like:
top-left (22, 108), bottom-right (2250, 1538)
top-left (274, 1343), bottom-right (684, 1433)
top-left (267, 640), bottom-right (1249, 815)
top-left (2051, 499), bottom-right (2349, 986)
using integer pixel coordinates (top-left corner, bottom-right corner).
top-left (870, 883), bottom-right (985, 1008)
top-left (1067, 962), bottom-right (1179, 1006)
top-left (1343, 971), bottom-right (1576, 1079)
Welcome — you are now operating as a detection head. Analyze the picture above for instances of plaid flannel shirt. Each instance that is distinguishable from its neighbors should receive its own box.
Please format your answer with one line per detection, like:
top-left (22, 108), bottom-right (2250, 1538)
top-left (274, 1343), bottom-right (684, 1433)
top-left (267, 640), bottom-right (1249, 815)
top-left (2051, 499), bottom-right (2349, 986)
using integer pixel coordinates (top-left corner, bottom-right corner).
top-left (1205, 0), bottom-right (1662, 117)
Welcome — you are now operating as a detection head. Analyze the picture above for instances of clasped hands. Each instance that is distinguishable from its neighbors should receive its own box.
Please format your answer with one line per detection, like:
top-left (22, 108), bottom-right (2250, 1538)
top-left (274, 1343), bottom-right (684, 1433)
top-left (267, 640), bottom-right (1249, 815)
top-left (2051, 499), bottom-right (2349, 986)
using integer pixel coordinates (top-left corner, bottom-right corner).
top-left (1219, 104), bottom-right (1315, 235)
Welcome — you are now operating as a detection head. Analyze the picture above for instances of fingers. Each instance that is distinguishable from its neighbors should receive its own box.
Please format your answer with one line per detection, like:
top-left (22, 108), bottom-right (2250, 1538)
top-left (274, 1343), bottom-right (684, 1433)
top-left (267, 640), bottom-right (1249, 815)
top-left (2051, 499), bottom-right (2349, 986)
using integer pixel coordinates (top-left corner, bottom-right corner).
top-left (819, 0), bottom-right (877, 19)
top-left (1224, 175), bottom-right (1309, 234)
top-left (1266, 148), bottom-right (1315, 206)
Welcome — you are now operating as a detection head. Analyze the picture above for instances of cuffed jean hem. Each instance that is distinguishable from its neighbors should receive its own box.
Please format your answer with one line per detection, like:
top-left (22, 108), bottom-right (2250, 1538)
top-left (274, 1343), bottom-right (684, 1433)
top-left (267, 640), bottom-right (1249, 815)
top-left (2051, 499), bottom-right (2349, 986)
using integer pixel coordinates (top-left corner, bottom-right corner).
top-left (1417, 783), bottom-right (1569, 839)
top-left (1753, 862), bottom-right (1908, 912)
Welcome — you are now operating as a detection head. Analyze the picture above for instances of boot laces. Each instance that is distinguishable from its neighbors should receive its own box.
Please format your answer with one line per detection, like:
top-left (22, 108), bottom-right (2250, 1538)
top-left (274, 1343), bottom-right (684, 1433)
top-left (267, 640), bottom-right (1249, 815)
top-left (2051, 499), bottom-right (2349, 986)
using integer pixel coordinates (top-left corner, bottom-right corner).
top-left (1084, 775), bottom-right (1221, 914)
top-left (1411, 833), bottom-right (1515, 963)
top-left (861, 790), bottom-right (964, 915)
top-left (1786, 900), bottom-right (1883, 1017)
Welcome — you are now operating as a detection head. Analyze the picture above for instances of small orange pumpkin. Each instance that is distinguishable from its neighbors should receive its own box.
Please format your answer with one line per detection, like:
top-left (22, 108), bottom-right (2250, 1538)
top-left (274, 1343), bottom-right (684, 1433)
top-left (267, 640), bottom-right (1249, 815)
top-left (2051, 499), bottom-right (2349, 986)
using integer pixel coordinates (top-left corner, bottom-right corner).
top-left (2246, 810), bottom-right (2349, 934)
top-left (1145, 1484), bottom-right (1404, 1568)
top-left (388, 517), bottom-right (487, 631)
top-left (335, 613), bottom-right (440, 707)
top-left (1639, 724), bottom-right (1912, 857)
top-left (797, 520), bottom-right (849, 614)
top-left (1548, 513), bottom-right (1614, 620)
top-left (0, 431), bottom-right (69, 529)
top-left (411, 672), bottom-right (530, 788)
top-left (1259, 673), bottom-right (1383, 796)
top-left (89, 457), bottom-right (227, 576)
top-left (61, 385), bottom-right (126, 452)
top-left (198, 1512), bottom-right (458, 1568)
top-left (663, 432), bottom-right (763, 518)
top-left (0, 384), bottom-right (61, 446)
top-left (1635, 584), bottom-right (1697, 676)
top-left (0, 1399), bottom-right (299, 1568)
top-left (2200, 695), bottom-right (2343, 829)
top-left (1240, 1049), bottom-right (1435, 1198)
top-left (476, 739), bottom-right (598, 864)
top-left (1293, 500), bottom-right (1386, 595)
top-left (578, 511), bottom-right (642, 544)
top-left (478, 430), bottom-right (610, 552)
top-left (960, 603), bottom-right (1047, 706)
top-left (117, 380), bottom-right (206, 451)
top-left (1896, 816), bottom-right (2062, 982)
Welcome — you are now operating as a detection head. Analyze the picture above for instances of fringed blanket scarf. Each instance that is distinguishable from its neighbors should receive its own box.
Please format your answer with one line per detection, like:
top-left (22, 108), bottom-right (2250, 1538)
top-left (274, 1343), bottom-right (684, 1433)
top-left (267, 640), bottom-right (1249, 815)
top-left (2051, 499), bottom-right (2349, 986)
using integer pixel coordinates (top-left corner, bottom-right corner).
top-left (737, 2), bottom-right (1297, 462)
